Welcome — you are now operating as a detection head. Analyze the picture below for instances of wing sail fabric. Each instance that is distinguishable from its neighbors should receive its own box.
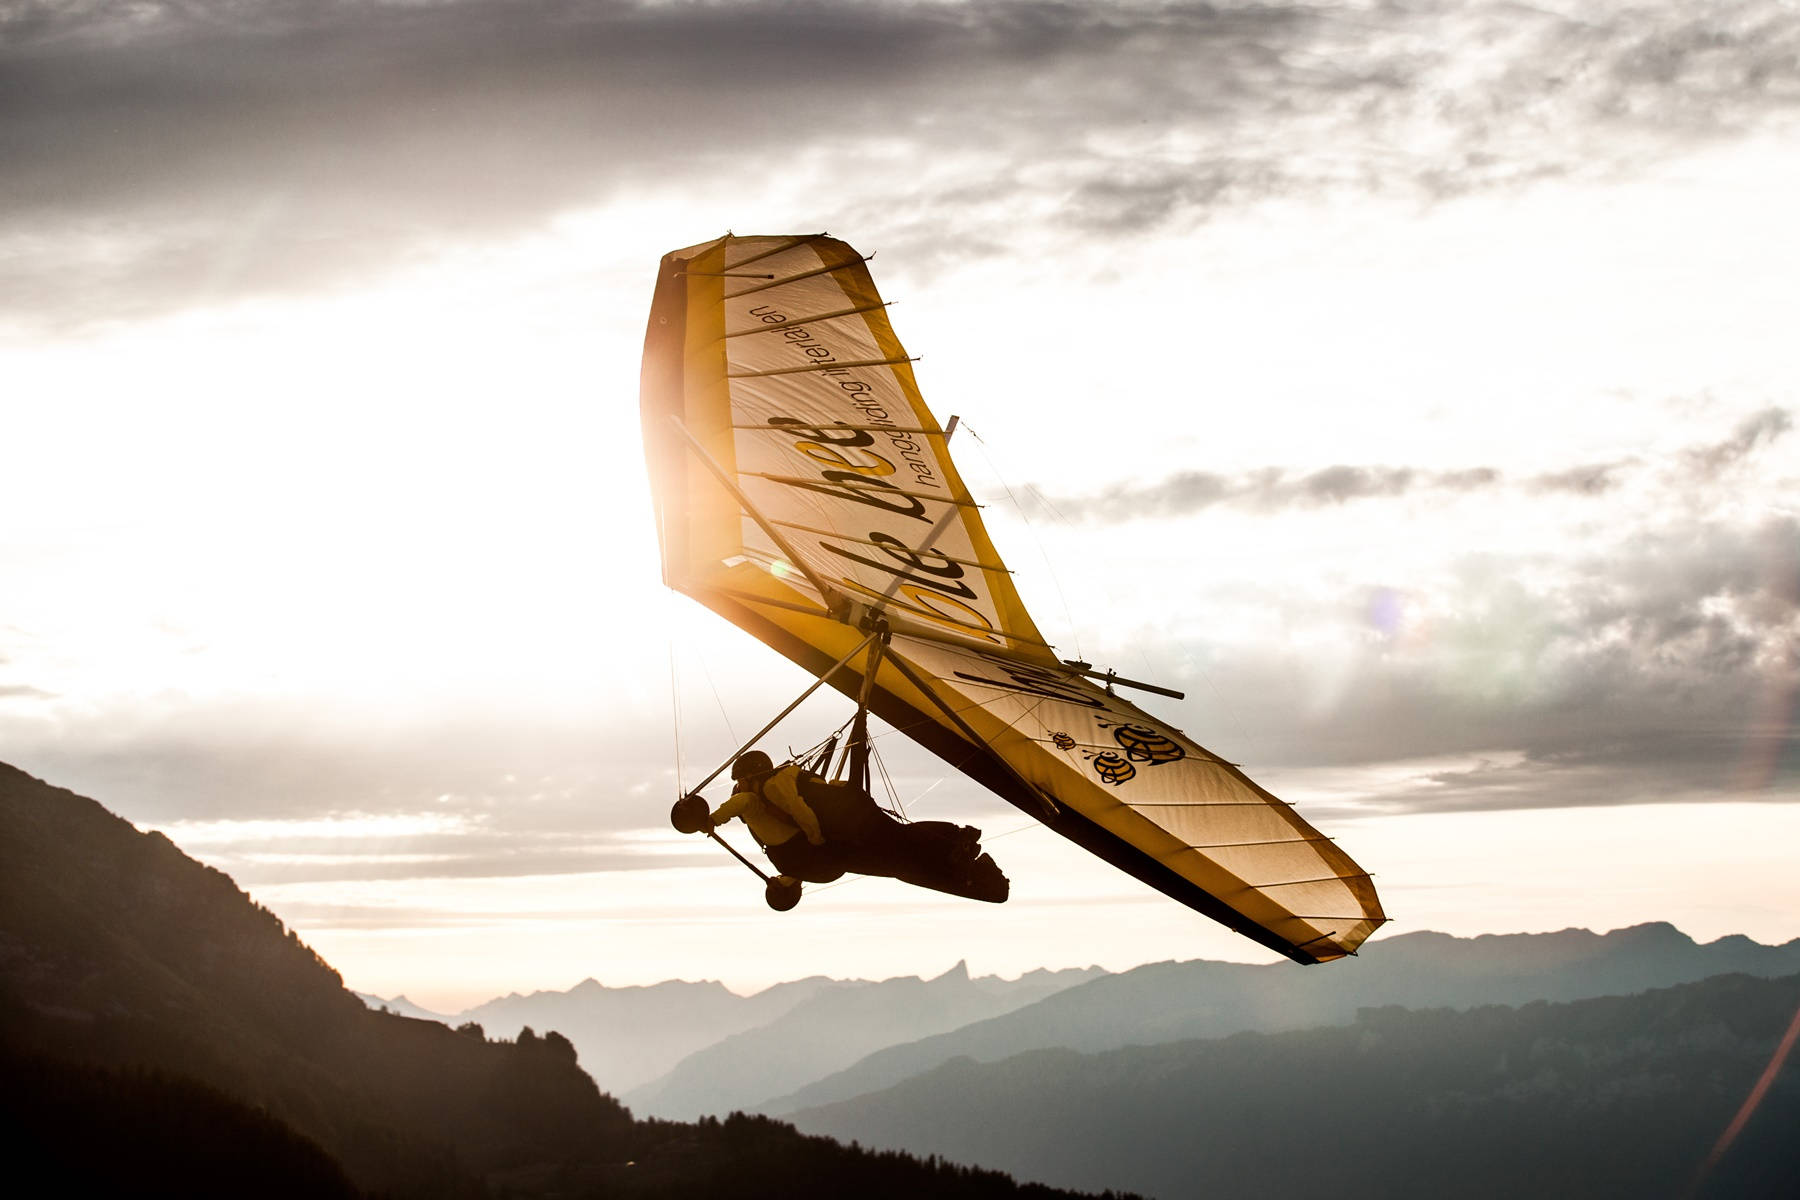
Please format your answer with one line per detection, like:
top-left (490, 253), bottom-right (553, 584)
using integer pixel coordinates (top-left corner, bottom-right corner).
top-left (641, 234), bottom-right (1386, 964)
top-left (643, 234), bottom-right (1048, 655)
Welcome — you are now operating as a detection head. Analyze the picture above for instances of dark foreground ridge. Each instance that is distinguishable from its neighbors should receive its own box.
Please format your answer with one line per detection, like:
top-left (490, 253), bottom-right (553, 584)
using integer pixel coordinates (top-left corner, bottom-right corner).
top-left (0, 761), bottom-right (1137, 1199)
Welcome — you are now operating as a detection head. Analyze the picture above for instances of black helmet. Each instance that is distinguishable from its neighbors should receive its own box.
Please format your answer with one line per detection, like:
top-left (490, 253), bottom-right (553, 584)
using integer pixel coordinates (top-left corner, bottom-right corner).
top-left (669, 794), bottom-right (709, 835)
top-left (731, 750), bottom-right (774, 782)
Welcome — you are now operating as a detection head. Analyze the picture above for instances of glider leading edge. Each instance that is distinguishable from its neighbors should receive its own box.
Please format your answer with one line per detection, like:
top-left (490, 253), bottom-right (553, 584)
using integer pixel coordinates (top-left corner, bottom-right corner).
top-left (640, 233), bottom-right (1385, 964)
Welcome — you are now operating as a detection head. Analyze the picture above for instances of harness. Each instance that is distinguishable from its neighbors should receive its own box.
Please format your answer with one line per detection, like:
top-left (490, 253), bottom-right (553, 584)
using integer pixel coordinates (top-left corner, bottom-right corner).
top-left (736, 767), bottom-right (801, 850)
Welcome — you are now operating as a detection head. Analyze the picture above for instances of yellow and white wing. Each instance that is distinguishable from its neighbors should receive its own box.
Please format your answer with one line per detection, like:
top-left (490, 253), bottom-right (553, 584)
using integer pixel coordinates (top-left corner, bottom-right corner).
top-left (640, 234), bottom-right (1385, 963)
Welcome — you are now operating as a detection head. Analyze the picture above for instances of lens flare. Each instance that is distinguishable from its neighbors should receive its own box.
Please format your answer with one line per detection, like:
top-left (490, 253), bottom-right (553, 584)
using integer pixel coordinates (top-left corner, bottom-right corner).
top-left (1698, 997), bottom-right (1800, 1185)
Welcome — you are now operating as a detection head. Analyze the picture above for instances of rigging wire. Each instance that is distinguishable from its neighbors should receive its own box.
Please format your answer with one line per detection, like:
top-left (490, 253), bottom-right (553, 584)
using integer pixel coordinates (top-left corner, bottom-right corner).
top-left (659, 504), bottom-right (687, 797)
top-left (667, 636), bottom-right (685, 796)
top-left (987, 818), bottom-right (1049, 842)
top-left (1192, 644), bottom-right (1261, 766)
top-left (1019, 476), bottom-right (1169, 703)
top-left (871, 741), bottom-right (902, 818)
top-left (859, 683), bottom-right (1053, 751)
top-left (961, 423), bottom-right (1085, 664)
top-left (863, 689), bottom-right (1058, 827)
top-left (970, 430), bottom-right (1255, 761)
top-left (701, 660), bottom-right (739, 750)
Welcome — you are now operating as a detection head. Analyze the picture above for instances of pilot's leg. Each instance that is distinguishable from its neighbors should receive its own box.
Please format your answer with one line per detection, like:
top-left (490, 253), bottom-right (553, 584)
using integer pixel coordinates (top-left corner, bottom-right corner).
top-left (896, 820), bottom-right (982, 869)
top-left (766, 838), bottom-right (846, 884)
top-left (846, 816), bottom-right (979, 879)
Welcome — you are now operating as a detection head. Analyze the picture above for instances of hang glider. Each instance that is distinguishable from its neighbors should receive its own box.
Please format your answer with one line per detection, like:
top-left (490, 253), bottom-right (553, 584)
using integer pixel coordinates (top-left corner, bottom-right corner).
top-left (639, 233), bottom-right (1385, 964)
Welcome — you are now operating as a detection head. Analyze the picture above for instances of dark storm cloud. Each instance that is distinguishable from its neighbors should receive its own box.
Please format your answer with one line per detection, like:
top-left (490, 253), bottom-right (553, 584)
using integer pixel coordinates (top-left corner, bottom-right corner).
top-left (6, 0), bottom-right (1799, 327)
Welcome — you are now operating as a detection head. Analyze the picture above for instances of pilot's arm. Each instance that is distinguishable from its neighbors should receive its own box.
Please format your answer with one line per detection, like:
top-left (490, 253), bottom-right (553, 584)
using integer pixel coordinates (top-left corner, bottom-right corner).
top-left (710, 791), bottom-right (750, 828)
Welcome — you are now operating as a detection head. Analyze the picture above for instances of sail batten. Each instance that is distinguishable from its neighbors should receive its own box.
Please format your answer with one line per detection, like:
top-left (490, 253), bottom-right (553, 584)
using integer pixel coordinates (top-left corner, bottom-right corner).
top-left (723, 254), bottom-right (874, 299)
top-left (729, 354), bottom-right (918, 380)
top-left (722, 302), bottom-right (894, 339)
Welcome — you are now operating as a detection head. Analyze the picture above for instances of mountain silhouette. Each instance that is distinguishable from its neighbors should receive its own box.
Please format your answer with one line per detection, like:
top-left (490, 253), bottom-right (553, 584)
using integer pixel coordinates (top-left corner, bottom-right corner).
top-left (0, 760), bottom-right (1134, 1199)
top-left (788, 971), bottom-right (1800, 1199)
top-left (627, 959), bottom-right (1103, 1118)
top-left (454, 972), bottom-right (847, 1093)
top-left (357, 991), bottom-right (456, 1023)
top-left (2, 1050), bottom-right (366, 1198)
top-left (0, 761), bottom-right (631, 1196)
top-left (769, 921), bottom-right (1800, 1114)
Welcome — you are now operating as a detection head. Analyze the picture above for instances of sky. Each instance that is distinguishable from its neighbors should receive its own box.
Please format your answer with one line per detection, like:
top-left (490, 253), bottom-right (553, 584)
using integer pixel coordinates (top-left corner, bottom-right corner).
top-left (2, 0), bottom-right (1796, 1012)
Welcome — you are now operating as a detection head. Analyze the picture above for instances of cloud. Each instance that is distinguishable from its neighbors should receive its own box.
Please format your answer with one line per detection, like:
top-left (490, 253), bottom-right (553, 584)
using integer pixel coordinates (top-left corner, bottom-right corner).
top-left (7, 0), bottom-right (1799, 328)
top-left (232, 899), bottom-right (636, 931)
top-left (6, 0), bottom-right (1796, 875)
top-left (1683, 406), bottom-right (1794, 477)
top-left (1185, 515), bottom-right (1800, 813)
top-left (1035, 406), bottom-right (1792, 520)
top-left (173, 828), bottom-right (715, 886)
top-left (6, 508), bottom-right (1792, 880)
top-left (1036, 464), bottom-right (1504, 520)
top-left (1527, 461), bottom-right (1638, 495)
top-left (0, 698), bottom-right (679, 828)
top-left (0, 677), bottom-right (747, 884)
top-left (16, 500), bottom-right (1788, 836)
top-left (1348, 723), bottom-right (1799, 816)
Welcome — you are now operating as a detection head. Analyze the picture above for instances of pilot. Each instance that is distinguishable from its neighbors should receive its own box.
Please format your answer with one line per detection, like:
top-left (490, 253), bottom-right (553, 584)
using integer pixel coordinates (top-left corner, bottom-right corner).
top-left (670, 750), bottom-right (841, 884)
top-left (671, 749), bottom-right (983, 887)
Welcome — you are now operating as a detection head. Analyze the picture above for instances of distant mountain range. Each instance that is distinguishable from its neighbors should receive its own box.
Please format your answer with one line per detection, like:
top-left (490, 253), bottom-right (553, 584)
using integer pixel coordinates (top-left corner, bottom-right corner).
top-left (355, 991), bottom-right (456, 1023)
top-left (341, 894), bottom-right (1800, 1199)
top-left (0, 761), bottom-right (1131, 1200)
top-left (437, 973), bottom-right (849, 1093)
top-left (784, 971), bottom-right (1800, 1199)
top-left (760, 922), bottom-right (1800, 1116)
top-left (398, 918), bottom-right (1800, 1124)
top-left (357, 959), bottom-right (1104, 1109)
top-left (623, 960), bottom-right (1105, 1119)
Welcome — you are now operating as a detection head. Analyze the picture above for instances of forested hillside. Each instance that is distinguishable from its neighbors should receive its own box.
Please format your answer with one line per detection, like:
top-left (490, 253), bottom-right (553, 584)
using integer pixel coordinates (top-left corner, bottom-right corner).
top-left (0, 761), bottom-right (1134, 1200)
top-left (0, 762), bottom-right (630, 1196)
top-left (790, 971), bottom-right (1800, 1199)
